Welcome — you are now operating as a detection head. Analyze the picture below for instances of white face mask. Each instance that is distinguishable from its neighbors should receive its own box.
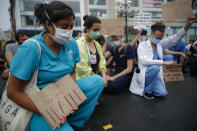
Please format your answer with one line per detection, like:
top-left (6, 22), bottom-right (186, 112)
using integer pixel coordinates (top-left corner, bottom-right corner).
top-left (52, 25), bottom-right (73, 45)
top-left (45, 10), bottom-right (73, 45)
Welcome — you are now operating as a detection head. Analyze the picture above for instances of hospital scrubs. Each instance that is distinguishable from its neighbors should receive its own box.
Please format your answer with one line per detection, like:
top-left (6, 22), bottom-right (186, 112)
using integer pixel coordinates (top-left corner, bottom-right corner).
top-left (109, 44), bottom-right (135, 92)
top-left (163, 40), bottom-right (186, 63)
top-left (10, 32), bottom-right (104, 131)
top-left (144, 46), bottom-right (167, 97)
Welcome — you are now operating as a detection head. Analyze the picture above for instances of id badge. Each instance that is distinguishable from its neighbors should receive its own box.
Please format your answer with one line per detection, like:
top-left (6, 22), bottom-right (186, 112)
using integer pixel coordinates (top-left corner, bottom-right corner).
top-left (90, 54), bottom-right (97, 64)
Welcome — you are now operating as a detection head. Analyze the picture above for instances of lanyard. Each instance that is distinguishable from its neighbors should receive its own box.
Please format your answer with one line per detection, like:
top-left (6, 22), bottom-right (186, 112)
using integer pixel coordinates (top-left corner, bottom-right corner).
top-left (85, 41), bottom-right (91, 66)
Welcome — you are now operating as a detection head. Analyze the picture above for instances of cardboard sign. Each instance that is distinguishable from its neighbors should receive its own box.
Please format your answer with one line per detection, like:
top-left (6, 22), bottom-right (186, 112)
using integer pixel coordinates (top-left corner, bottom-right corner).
top-left (163, 64), bottom-right (184, 82)
top-left (100, 18), bottom-right (125, 35)
top-left (162, 0), bottom-right (193, 21)
top-left (30, 75), bottom-right (87, 130)
top-left (134, 13), bottom-right (152, 29)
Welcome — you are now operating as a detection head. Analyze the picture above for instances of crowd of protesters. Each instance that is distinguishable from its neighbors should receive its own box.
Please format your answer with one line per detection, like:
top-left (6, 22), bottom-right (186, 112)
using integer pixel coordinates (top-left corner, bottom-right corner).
top-left (0, 1), bottom-right (196, 131)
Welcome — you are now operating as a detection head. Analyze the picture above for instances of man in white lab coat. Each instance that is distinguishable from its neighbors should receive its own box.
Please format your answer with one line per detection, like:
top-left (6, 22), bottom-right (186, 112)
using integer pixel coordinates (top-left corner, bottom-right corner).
top-left (130, 14), bottom-right (196, 99)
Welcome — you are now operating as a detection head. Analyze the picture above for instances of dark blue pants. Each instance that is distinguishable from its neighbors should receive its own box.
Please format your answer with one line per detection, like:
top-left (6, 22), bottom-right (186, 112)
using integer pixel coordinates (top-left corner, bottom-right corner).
top-left (109, 72), bottom-right (133, 93)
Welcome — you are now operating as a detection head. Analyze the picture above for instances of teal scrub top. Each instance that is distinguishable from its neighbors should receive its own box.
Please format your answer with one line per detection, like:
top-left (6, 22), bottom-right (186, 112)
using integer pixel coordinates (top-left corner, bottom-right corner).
top-left (10, 32), bottom-right (80, 89)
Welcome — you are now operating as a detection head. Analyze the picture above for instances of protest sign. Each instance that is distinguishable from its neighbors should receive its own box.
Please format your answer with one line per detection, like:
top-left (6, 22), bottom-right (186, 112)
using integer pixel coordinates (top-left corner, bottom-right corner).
top-left (100, 18), bottom-right (124, 35)
top-left (30, 75), bottom-right (87, 130)
top-left (134, 13), bottom-right (152, 29)
top-left (162, 0), bottom-right (193, 21)
top-left (163, 64), bottom-right (184, 82)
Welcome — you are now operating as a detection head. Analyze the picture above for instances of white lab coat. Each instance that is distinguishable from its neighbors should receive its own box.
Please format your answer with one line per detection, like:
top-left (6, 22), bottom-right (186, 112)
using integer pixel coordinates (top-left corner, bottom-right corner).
top-left (129, 28), bottom-right (186, 96)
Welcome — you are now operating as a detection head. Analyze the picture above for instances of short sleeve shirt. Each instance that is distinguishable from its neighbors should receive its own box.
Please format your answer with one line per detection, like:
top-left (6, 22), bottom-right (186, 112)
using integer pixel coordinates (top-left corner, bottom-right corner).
top-left (10, 32), bottom-right (80, 89)
top-left (168, 40), bottom-right (186, 53)
top-left (110, 44), bottom-right (135, 73)
top-left (5, 43), bottom-right (19, 55)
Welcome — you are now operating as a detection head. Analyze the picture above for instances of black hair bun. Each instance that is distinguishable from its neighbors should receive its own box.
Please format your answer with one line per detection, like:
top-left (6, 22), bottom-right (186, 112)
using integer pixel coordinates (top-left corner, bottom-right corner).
top-left (83, 15), bottom-right (89, 21)
top-left (34, 3), bottom-right (45, 17)
top-left (34, 3), bottom-right (47, 25)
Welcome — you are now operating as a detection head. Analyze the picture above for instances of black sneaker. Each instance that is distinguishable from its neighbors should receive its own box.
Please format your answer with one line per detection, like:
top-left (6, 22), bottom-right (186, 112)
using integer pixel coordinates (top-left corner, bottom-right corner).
top-left (71, 125), bottom-right (91, 131)
top-left (143, 93), bottom-right (155, 100)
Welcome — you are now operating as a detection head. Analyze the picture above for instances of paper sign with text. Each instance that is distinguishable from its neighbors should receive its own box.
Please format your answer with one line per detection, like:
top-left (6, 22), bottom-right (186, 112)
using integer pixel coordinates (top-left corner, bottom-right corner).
top-left (134, 13), bottom-right (152, 29)
top-left (100, 18), bottom-right (125, 35)
top-left (30, 75), bottom-right (87, 130)
top-left (162, 0), bottom-right (193, 21)
top-left (163, 64), bottom-right (184, 82)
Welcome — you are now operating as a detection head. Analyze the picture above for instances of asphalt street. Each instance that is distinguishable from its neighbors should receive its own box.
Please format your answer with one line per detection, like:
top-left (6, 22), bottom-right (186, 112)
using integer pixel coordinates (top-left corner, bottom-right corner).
top-left (88, 74), bottom-right (197, 131)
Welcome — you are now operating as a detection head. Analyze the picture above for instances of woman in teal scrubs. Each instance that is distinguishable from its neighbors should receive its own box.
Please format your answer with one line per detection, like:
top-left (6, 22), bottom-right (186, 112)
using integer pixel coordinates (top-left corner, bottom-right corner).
top-left (7, 1), bottom-right (104, 131)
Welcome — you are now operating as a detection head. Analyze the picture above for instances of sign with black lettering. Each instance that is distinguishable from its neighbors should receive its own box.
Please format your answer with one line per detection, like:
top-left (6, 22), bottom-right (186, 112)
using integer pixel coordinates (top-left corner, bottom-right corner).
top-left (0, 100), bottom-right (20, 130)
top-left (30, 75), bottom-right (87, 130)
top-left (134, 13), bottom-right (152, 29)
top-left (163, 64), bottom-right (184, 82)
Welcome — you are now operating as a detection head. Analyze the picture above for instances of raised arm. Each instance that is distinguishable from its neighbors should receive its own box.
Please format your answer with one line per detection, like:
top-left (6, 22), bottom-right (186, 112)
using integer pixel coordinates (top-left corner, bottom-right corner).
top-left (159, 13), bottom-right (196, 49)
top-left (102, 34), bottom-right (110, 55)
top-left (129, 28), bottom-right (142, 47)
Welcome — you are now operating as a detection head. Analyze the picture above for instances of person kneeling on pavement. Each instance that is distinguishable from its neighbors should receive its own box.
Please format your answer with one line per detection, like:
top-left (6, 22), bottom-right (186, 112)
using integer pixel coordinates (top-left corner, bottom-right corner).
top-left (6, 1), bottom-right (104, 131)
top-left (104, 35), bottom-right (135, 94)
top-left (130, 13), bottom-right (196, 100)
top-left (75, 15), bottom-right (109, 87)
top-left (163, 39), bottom-right (187, 73)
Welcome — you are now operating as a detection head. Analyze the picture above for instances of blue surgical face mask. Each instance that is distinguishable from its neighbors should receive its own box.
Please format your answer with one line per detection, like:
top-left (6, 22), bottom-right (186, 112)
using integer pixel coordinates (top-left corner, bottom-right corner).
top-left (113, 41), bottom-right (121, 46)
top-left (152, 37), bottom-right (161, 45)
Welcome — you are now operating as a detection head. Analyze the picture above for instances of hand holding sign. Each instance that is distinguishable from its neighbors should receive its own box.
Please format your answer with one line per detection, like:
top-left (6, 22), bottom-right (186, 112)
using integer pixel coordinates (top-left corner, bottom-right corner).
top-left (30, 75), bottom-right (87, 130)
top-left (163, 61), bottom-right (176, 65)
top-left (58, 114), bottom-right (66, 128)
top-left (57, 106), bottom-right (78, 128)
top-left (104, 33), bottom-right (110, 40)
top-left (137, 28), bottom-right (144, 35)
top-left (187, 13), bottom-right (197, 25)
top-left (71, 107), bottom-right (78, 114)
top-left (184, 13), bottom-right (197, 31)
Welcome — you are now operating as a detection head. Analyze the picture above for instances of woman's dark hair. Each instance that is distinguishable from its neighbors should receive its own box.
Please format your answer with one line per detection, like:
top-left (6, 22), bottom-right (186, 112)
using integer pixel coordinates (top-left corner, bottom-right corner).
top-left (95, 35), bottom-right (105, 46)
top-left (34, 1), bottom-right (75, 27)
top-left (15, 32), bottom-right (28, 42)
top-left (151, 21), bottom-right (166, 33)
top-left (83, 15), bottom-right (101, 33)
